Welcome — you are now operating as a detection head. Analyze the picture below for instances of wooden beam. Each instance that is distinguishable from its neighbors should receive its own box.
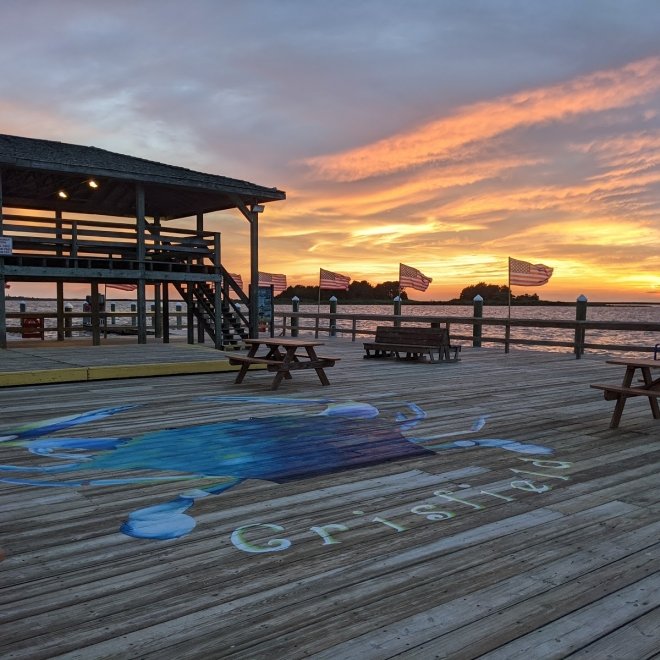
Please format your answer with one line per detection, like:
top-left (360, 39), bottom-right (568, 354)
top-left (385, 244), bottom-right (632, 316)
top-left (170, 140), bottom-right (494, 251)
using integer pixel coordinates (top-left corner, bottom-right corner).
top-left (0, 169), bottom-right (5, 349)
top-left (136, 184), bottom-right (147, 344)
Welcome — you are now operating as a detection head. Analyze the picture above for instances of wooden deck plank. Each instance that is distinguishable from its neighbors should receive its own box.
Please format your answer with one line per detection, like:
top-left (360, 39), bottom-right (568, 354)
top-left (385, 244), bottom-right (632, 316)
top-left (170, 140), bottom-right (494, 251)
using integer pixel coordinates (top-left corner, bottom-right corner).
top-left (0, 340), bottom-right (658, 658)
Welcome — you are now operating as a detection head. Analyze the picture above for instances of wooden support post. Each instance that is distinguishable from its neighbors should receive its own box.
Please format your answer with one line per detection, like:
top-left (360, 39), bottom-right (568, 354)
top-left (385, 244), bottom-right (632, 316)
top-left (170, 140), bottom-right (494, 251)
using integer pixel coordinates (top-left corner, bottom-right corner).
top-left (55, 210), bottom-right (64, 341)
top-left (575, 294), bottom-right (587, 359)
top-left (393, 296), bottom-right (401, 328)
top-left (90, 282), bottom-right (101, 346)
top-left (196, 214), bottom-right (206, 344)
top-left (291, 296), bottom-right (299, 338)
top-left (0, 170), bottom-right (6, 349)
top-left (136, 185), bottom-right (147, 344)
top-left (162, 282), bottom-right (170, 344)
top-left (56, 282), bottom-right (65, 341)
top-left (186, 285), bottom-right (195, 344)
top-left (249, 209), bottom-right (259, 339)
top-left (329, 296), bottom-right (337, 337)
top-left (154, 284), bottom-right (162, 339)
top-left (473, 294), bottom-right (483, 347)
top-left (213, 232), bottom-right (222, 349)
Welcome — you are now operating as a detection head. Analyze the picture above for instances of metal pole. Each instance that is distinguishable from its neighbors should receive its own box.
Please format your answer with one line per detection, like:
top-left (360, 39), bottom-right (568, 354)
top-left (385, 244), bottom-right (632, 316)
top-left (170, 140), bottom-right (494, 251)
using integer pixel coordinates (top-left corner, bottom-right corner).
top-left (393, 296), bottom-right (401, 327)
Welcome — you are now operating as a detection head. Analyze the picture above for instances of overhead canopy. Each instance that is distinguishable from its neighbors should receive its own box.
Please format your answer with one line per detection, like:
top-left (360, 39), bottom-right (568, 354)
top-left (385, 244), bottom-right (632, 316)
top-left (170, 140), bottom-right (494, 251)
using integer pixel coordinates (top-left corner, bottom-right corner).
top-left (0, 133), bottom-right (286, 219)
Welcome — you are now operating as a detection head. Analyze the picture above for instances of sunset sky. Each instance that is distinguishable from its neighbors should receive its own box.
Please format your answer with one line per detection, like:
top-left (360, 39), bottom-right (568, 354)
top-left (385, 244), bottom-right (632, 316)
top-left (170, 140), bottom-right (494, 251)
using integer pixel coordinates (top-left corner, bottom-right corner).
top-left (2, 0), bottom-right (659, 302)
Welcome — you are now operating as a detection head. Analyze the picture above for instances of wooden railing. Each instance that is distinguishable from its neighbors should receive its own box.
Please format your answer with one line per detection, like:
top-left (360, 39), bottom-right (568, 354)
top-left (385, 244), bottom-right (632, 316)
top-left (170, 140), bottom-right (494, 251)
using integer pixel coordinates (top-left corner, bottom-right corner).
top-left (2, 213), bottom-right (217, 265)
top-left (275, 311), bottom-right (659, 358)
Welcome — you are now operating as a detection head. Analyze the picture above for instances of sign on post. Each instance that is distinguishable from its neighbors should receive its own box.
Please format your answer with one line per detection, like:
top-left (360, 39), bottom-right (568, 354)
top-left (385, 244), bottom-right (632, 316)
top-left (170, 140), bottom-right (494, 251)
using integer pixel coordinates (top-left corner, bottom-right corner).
top-left (258, 285), bottom-right (274, 337)
top-left (0, 237), bottom-right (13, 256)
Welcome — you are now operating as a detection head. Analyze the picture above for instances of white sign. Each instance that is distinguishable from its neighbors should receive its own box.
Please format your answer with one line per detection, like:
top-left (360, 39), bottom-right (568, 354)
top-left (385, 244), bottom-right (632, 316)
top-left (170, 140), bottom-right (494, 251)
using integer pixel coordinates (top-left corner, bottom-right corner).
top-left (0, 237), bottom-right (12, 256)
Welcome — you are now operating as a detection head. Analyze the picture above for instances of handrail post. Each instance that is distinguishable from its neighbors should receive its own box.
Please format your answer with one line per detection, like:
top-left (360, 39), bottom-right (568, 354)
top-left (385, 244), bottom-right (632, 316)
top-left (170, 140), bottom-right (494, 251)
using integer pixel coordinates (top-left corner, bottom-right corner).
top-left (352, 318), bottom-right (357, 341)
top-left (64, 303), bottom-right (73, 337)
top-left (504, 321), bottom-right (511, 353)
top-left (473, 294), bottom-right (483, 347)
top-left (291, 296), bottom-right (299, 337)
top-left (575, 294), bottom-right (588, 359)
top-left (329, 296), bottom-right (337, 337)
top-left (393, 296), bottom-right (401, 327)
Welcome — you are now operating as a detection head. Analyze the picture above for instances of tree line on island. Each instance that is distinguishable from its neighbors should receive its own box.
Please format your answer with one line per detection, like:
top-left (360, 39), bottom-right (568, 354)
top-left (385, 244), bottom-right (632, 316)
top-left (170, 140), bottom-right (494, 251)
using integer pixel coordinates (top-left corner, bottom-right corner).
top-left (275, 280), bottom-right (545, 305)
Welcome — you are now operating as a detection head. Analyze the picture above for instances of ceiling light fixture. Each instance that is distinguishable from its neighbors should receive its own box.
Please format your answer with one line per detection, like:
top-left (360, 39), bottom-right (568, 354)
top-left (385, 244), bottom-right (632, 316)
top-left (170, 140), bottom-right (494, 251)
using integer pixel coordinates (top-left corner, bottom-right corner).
top-left (252, 204), bottom-right (265, 213)
top-left (88, 179), bottom-right (99, 189)
top-left (57, 190), bottom-right (68, 199)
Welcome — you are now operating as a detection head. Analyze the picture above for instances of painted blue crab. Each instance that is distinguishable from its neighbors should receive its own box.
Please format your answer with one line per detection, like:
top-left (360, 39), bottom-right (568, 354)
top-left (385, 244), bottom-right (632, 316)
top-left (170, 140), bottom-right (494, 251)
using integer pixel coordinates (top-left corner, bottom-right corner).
top-left (0, 396), bottom-right (552, 540)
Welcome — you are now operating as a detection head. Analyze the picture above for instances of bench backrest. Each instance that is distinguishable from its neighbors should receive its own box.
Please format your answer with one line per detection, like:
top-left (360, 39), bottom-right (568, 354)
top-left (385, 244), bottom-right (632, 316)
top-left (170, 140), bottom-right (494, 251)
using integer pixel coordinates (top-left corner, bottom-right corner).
top-left (374, 325), bottom-right (449, 347)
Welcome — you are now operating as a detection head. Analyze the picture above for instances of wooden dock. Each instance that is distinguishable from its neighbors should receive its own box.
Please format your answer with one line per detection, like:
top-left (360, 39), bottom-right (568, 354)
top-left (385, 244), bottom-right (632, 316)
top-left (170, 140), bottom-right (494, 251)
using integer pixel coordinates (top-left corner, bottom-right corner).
top-left (0, 339), bottom-right (658, 658)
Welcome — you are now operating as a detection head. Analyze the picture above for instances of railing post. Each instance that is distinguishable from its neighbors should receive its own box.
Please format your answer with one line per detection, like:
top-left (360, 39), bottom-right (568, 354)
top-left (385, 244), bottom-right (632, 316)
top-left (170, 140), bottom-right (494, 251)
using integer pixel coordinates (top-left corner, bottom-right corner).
top-left (575, 294), bottom-right (588, 359)
top-left (291, 296), bottom-right (299, 338)
top-left (64, 303), bottom-right (73, 337)
top-left (131, 303), bottom-right (137, 326)
top-left (329, 296), bottom-right (337, 337)
top-left (110, 302), bottom-right (116, 325)
top-left (393, 296), bottom-right (401, 327)
top-left (19, 300), bottom-right (26, 314)
top-left (473, 294), bottom-right (483, 347)
top-left (176, 303), bottom-right (183, 329)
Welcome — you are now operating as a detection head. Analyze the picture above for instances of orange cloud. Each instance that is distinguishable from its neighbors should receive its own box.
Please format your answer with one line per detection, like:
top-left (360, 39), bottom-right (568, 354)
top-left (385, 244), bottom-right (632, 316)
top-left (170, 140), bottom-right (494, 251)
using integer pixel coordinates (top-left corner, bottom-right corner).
top-left (305, 57), bottom-right (660, 182)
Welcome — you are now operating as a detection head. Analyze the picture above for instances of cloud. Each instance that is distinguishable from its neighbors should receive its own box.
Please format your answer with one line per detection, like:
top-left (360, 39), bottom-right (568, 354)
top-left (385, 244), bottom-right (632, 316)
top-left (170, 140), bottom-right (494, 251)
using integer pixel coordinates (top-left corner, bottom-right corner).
top-left (305, 57), bottom-right (660, 182)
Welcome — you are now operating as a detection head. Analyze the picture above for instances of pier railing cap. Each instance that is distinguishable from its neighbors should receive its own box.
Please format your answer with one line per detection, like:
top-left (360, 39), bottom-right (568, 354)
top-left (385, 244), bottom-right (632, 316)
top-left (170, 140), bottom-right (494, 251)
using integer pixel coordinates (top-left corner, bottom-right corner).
top-left (577, 294), bottom-right (588, 302)
top-left (473, 294), bottom-right (484, 302)
top-left (329, 296), bottom-right (338, 302)
top-left (291, 296), bottom-right (300, 302)
top-left (393, 296), bottom-right (401, 301)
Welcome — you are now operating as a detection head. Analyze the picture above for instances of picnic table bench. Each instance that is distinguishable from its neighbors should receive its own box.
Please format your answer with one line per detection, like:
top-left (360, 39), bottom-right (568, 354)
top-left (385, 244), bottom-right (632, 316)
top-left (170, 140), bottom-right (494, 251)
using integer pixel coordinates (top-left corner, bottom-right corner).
top-left (590, 358), bottom-right (660, 428)
top-left (363, 325), bottom-right (460, 363)
top-left (227, 338), bottom-right (340, 390)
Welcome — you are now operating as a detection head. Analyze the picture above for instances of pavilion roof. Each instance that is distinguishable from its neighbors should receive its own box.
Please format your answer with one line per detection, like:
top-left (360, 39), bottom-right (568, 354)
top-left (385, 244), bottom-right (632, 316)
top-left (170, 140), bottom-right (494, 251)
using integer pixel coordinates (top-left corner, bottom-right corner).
top-left (0, 133), bottom-right (285, 219)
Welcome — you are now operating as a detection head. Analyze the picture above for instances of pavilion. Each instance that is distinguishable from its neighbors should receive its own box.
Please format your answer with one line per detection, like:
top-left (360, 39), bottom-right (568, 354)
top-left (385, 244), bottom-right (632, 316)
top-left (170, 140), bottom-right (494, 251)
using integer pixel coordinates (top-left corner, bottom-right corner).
top-left (0, 133), bottom-right (285, 348)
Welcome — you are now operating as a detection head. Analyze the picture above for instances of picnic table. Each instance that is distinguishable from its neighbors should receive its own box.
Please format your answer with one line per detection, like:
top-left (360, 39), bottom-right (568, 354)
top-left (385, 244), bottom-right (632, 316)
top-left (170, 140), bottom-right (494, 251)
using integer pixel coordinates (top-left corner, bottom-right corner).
top-left (227, 338), bottom-right (340, 390)
top-left (590, 358), bottom-right (660, 428)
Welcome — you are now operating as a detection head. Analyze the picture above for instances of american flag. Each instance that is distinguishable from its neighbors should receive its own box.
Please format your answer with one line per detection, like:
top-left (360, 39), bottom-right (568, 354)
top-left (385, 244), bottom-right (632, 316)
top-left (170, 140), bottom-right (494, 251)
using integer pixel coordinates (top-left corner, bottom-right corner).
top-left (399, 263), bottom-right (432, 292)
top-left (319, 268), bottom-right (351, 290)
top-left (509, 257), bottom-right (553, 286)
top-left (258, 271), bottom-right (288, 294)
top-left (106, 283), bottom-right (137, 291)
top-left (228, 273), bottom-right (244, 290)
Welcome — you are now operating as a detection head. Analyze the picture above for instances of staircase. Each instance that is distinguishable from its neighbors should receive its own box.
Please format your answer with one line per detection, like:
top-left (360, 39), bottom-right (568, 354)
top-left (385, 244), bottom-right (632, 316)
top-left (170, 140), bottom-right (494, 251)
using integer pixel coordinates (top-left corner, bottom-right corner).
top-left (173, 281), bottom-right (248, 349)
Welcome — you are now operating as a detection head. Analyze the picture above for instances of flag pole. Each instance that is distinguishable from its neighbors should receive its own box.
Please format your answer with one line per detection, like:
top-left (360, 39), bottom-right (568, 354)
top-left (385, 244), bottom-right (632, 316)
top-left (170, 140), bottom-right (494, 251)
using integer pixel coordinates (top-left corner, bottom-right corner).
top-left (507, 257), bottom-right (512, 321)
top-left (317, 268), bottom-right (321, 315)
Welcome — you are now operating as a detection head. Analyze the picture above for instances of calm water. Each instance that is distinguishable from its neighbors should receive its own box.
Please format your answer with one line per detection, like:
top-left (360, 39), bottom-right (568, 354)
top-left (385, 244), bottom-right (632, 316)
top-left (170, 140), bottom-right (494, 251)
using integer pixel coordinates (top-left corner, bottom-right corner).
top-left (288, 303), bottom-right (659, 356)
top-left (5, 299), bottom-right (660, 356)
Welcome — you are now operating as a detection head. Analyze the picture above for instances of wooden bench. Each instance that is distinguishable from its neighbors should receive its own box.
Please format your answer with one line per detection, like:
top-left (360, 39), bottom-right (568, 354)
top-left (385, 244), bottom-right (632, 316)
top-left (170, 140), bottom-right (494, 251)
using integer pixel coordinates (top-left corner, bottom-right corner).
top-left (363, 325), bottom-right (460, 363)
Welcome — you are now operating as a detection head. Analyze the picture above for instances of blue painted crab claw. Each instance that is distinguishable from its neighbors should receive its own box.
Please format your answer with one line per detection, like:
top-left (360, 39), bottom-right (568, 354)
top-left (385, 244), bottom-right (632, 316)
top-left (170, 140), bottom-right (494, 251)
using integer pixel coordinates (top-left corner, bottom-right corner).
top-left (199, 395), bottom-right (381, 419)
top-left (0, 405), bottom-right (139, 443)
top-left (429, 438), bottom-right (553, 455)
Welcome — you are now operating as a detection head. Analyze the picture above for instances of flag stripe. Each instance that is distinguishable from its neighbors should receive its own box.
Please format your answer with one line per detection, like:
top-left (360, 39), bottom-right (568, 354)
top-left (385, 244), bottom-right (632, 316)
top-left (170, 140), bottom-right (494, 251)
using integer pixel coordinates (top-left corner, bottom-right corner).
top-left (258, 271), bottom-right (288, 293)
top-left (399, 263), bottom-right (432, 292)
top-left (106, 283), bottom-right (137, 291)
top-left (228, 273), bottom-right (243, 290)
top-left (509, 258), bottom-right (553, 286)
top-left (320, 268), bottom-right (351, 290)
